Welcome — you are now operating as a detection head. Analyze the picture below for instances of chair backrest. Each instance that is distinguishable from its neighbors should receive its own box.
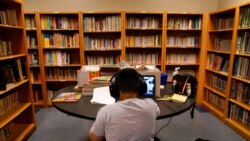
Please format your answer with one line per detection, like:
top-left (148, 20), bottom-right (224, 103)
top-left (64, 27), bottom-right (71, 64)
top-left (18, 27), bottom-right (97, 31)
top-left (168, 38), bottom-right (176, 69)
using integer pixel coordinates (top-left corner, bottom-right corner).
top-left (172, 73), bottom-right (197, 98)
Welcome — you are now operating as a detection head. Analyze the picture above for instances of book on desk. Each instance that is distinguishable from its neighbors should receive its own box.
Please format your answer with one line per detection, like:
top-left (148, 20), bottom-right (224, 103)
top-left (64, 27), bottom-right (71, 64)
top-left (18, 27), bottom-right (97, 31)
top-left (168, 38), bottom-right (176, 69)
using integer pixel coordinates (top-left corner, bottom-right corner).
top-left (52, 92), bottom-right (82, 102)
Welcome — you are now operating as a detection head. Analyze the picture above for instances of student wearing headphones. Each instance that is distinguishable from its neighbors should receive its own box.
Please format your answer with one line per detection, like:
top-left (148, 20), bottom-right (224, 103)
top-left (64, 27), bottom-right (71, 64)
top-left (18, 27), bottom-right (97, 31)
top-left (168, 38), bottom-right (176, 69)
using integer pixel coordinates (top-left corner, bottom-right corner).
top-left (88, 68), bottom-right (160, 141)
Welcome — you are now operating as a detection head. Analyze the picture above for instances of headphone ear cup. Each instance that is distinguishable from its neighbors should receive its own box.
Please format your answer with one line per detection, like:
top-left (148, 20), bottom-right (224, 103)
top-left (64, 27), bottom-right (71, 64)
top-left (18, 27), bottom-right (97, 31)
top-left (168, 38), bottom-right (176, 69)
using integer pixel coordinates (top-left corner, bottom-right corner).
top-left (109, 73), bottom-right (120, 100)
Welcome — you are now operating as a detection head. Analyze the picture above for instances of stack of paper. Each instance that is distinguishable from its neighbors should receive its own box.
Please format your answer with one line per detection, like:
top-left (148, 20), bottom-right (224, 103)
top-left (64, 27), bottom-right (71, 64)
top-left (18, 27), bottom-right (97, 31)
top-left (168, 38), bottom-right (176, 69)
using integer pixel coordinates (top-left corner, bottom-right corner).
top-left (90, 86), bottom-right (115, 104)
top-left (170, 93), bottom-right (188, 103)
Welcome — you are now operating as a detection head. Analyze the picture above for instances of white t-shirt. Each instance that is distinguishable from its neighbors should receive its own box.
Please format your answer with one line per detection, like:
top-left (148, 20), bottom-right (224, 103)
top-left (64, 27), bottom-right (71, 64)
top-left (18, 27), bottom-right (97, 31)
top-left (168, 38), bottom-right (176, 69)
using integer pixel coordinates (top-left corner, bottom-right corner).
top-left (90, 98), bottom-right (160, 141)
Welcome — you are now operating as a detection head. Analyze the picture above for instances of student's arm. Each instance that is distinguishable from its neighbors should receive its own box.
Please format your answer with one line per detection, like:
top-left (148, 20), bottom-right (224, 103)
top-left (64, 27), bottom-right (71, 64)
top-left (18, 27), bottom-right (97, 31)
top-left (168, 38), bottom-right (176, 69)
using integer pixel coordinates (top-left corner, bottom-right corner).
top-left (88, 130), bottom-right (104, 141)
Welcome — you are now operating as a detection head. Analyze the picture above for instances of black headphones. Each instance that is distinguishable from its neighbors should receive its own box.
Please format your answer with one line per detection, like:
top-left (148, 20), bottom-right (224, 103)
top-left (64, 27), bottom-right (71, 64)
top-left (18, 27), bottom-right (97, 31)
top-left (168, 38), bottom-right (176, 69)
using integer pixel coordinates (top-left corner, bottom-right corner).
top-left (109, 68), bottom-right (147, 101)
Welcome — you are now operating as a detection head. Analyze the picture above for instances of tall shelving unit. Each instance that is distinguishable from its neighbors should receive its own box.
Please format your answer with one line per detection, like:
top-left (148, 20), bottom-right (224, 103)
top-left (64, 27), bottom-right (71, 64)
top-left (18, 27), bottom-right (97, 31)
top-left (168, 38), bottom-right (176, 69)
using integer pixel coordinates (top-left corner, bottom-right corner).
top-left (82, 12), bottom-right (123, 66)
top-left (38, 12), bottom-right (81, 106)
top-left (124, 12), bottom-right (164, 70)
top-left (0, 0), bottom-right (36, 140)
top-left (225, 3), bottom-right (250, 139)
top-left (165, 13), bottom-right (204, 81)
top-left (24, 12), bottom-right (46, 107)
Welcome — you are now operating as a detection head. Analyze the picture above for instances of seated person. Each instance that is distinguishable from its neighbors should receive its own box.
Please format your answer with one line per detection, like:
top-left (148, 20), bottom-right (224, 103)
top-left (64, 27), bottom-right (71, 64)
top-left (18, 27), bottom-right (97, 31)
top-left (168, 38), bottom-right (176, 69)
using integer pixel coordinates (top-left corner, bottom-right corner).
top-left (88, 68), bottom-right (160, 141)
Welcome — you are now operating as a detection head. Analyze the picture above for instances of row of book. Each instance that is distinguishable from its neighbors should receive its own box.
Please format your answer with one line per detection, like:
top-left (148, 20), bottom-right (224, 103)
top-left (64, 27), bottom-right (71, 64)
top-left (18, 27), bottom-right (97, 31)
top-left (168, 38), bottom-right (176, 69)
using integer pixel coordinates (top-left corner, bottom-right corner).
top-left (46, 68), bottom-right (77, 80)
top-left (41, 15), bottom-right (79, 30)
top-left (83, 16), bottom-right (121, 32)
top-left (204, 89), bottom-right (225, 110)
top-left (43, 33), bottom-right (79, 48)
top-left (228, 103), bottom-right (250, 126)
top-left (0, 40), bottom-right (12, 57)
top-left (230, 79), bottom-right (250, 104)
top-left (0, 9), bottom-right (17, 26)
top-left (167, 17), bottom-right (201, 30)
top-left (126, 52), bottom-right (160, 64)
top-left (209, 72), bottom-right (227, 92)
top-left (0, 92), bottom-right (19, 115)
top-left (233, 56), bottom-right (250, 80)
top-left (126, 16), bottom-right (162, 29)
top-left (25, 15), bottom-right (36, 29)
top-left (44, 51), bottom-right (71, 66)
top-left (207, 53), bottom-right (229, 73)
top-left (26, 35), bottom-right (37, 49)
top-left (167, 36), bottom-right (200, 47)
top-left (0, 122), bottom-right (12, 141)
top-left (216, 17), bottom-right (234, 30)
top-left (28, 52), bottom-right (39, 66)
top-left (0, 59), bottom-right (26, 90)
top-left (126, 35), bottom-right (162, 47)
top-left (30, 70), bottom-right (41, 83)
top-left (85, 55), bottom-right (120, 65)
top-left (32, 89), bottom-right (42, 102)
top-left (236, 31), bottom-right (250, 54)
top-left (214, 38), bottom-right (231, 52)
top-left (84, 36), bottom-right (121, 50)
top-left (166, 52), bottom-right (197, 64)
top-left (239, 6), bottom-right (250, 28)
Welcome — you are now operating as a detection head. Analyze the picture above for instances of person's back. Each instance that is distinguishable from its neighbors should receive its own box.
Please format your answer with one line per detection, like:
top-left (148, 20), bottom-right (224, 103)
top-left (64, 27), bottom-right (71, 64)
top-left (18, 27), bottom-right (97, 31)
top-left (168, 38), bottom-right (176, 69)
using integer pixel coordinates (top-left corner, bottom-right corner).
top-left (89, 68), bottom-right (160, 141)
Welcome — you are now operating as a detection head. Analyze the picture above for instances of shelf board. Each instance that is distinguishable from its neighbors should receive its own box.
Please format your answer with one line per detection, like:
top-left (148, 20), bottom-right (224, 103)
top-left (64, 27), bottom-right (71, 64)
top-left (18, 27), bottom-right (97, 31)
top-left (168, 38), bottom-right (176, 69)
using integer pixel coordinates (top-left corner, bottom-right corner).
top-left (84, 48), bottom-right (121, 51)
top-left (205, 68), bottom-right (228, 77)
top-left (31, 82), bottom-right (42, 85)
top-left (46, 79), bottom-right (77, 82)
top-left (0, 0), bottom-right (22, 4)
top-left (126, 46), bottom-right (162, 49)
top-left (0, 54), bottom-right (26, 61)
top-left (41, 29), bottom-right (78, 31)
top-left (166, 46), bottom-right (200, 49)
top-left (234, 53), bottom-right (250, 57)
top-left (126, 28), bottom-right (162, 31)
top-left (225, 119), bottom-right (250, 139)
top-left (201, 101), bottom-right (224, 121)
top-left (11, 123), bottom-right (36, 141)
top-left (43, 47), bottom-right (79, 49)
top-left (0, 24), bottom-right (23, 29)
top-left (208, 29), bottom-right (233, 32)
top-left (0, 103), bottom-right (32, 128)
top-left (0, 79), bottom-right (29, 95)
top-left (167, 29), bottom-right (201, 31)
top-left (238, 27), bottom-right (250, 30)
top-left (207, 49), bottom-right (231, 54)
top-left (44, 64), bottom-right (80, 67)
top-left (229, 99), bottom-right (250, 111)
top-left (166, 63), bottom-right (199, 66)
top-left (204, 85), bottom-right (226, 98)
top-left (231, 76), bottom-right (250, 84)
top-left (84, 31), bottom-right (121, 33)
top-left (25, 29), bottom-right (37, 31)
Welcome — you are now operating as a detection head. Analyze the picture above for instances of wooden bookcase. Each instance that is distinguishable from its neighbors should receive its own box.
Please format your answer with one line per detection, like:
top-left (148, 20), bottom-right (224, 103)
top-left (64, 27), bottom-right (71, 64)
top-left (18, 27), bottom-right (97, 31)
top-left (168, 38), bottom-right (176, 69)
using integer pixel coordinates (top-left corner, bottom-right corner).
top-left (165, 13), bottom-right (205, 82)
top-left (124, 12), bottom-right (164, 71)
top-left (225, 3), bottom-right (250, 139)
top-left (82, 12), bottom-right (123, 66)
top-left (0, 0), bottom-right (36, 140)
top-left (202, 3), bottom-right (250, 139)
top-left (24, 12), bottom-right (47, 107)
top-left (38, 12), bottom-right (81, 106)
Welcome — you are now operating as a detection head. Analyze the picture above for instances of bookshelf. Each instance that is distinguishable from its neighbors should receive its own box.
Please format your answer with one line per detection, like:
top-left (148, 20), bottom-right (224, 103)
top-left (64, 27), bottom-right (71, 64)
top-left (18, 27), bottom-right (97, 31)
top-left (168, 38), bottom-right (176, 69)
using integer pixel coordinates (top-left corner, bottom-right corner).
top-left (202, 3), bottom-right (250, 139)
top-left (124, 12), bottom-right (164, 70)
top-left (24, 12), bottom-right (47, 107)
top-left (165, 13), bottom-right (205, 82)
top-left (39, 12), bottom-right (81, 106)
top-left (0, 0), bottom-right (36, 140)
top-left (225, 3), bottom-right (250, 139)
top-left (82, 12), bottom-right (123, 66)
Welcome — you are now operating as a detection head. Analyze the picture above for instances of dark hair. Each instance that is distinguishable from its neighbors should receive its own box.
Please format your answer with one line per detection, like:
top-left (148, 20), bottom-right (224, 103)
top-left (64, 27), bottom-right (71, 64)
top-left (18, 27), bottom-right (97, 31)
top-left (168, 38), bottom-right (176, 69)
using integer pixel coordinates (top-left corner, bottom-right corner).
top-left (115, 68), bottom-right (140, 94)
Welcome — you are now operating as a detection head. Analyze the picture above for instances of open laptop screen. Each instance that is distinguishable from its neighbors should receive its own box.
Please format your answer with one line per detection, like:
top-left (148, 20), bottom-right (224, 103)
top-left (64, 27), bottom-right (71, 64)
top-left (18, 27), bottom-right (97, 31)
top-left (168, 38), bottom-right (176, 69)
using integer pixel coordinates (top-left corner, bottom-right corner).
top-left (143, 75), bottom-right (155, 98)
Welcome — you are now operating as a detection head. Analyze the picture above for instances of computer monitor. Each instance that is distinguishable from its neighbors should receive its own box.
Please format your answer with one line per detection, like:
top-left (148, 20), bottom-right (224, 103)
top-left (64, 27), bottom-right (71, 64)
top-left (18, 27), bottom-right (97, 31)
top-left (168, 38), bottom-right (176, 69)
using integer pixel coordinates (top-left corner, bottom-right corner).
top-left (143, 75), bottom-right (155, 98)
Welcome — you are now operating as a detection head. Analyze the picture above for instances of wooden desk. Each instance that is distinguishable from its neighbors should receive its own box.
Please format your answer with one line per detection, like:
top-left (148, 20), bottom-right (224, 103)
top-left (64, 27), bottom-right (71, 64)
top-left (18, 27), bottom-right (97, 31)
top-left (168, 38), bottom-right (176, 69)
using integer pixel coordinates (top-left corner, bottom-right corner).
top-left (52, 85), bottom-right (195, 120)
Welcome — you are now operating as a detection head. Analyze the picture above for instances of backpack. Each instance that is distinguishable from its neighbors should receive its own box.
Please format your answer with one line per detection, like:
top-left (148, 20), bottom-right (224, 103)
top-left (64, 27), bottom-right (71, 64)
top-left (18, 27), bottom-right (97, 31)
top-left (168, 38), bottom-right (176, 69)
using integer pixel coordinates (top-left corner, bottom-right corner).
top-left (172, 73), bottom-right (197, 98)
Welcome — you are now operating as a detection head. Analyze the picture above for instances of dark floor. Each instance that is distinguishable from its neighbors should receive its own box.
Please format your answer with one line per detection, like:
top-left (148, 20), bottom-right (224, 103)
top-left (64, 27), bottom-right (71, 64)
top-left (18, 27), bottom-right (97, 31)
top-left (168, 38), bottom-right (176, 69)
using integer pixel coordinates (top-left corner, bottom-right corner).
top-left (27, 106), bottom-right (246, 141)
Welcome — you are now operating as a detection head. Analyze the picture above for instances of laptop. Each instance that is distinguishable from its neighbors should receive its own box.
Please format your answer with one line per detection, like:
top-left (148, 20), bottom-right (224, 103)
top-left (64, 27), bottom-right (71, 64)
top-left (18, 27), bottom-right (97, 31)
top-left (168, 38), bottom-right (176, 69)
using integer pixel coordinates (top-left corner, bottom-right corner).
top-left (143, 75), bottom-right (155, 98)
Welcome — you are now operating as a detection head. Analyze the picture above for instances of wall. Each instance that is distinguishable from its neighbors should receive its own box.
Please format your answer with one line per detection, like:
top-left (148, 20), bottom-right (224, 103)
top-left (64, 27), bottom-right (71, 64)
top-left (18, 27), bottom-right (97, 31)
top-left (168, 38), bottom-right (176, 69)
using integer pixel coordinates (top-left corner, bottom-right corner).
top-left (218, 0), bottom-right (250, 10)
top-left (23, 0), bottom-right (217, 13)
